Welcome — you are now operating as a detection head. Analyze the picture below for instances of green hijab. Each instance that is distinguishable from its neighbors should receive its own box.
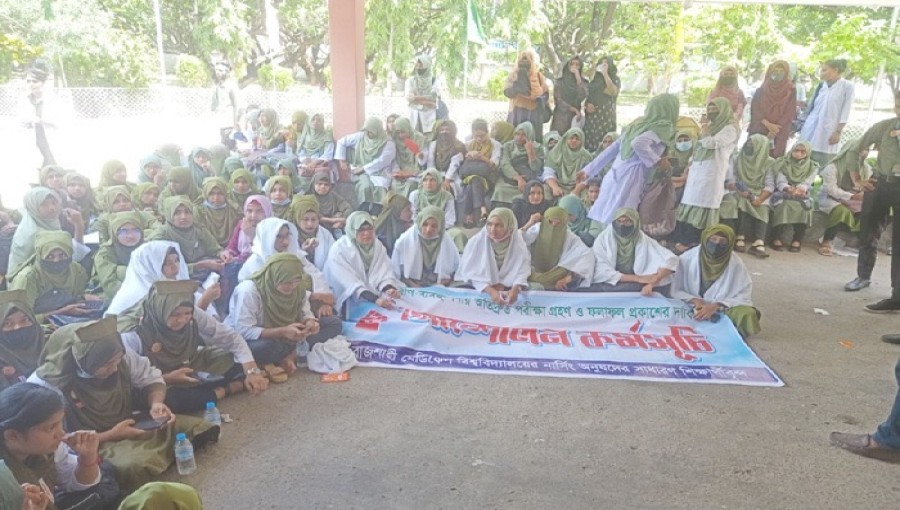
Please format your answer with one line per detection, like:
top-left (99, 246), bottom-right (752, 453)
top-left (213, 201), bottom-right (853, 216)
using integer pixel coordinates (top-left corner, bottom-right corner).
top-left (131, 182), bottom-right (160, 213)
top-left (139, 154), bottom-right (164, 183)
top-left (100, 185), bottom-right (132, 214)
top-left (222, 156), bottom-right (245, 181)
top-left (208, 144), bottom-right (229, 176)
top-left (374, 191), bottom-right (411, 251)
top-left (99, 159), bottom-right (128, 188)
top-left (297, 114), bottom-right (333, 155)
top-left (558, 195), bottom-right (593, 238)
top-left (0, 290), bottom-right (44, 389)
top-left (393, 117), bottom-right (426, 170)
top-left (415, 169), bottom-right (451, 211)
top-left (36, 317), bottom-right (134, 432)
top-left (265, 176), bottom-right (294, 219)
top-left (693, 97), bottom-right (735, 162)
top-left (8, 188), bottom-right (61, 275)
top-left (346, 211), bottom-right (376, 269)
top-left (700, 224), bottom-right (735, 288)
top-left (672, 129), bottom-right (695, 169)
top-left (162, 167), bottom-right (201, 202)
top-left (416, 205), bottom-right (445, 270)
top-left (491, 121), bottom-right (516, 143)
top-left (250, 253), bottom-right (308, 328)
top-left (153, 196), bottom-right (208, 262)
top-left (506, 122), bottom-right (537, 160)
top-left (228, 168), bottom-right (261, 207)
top-left (619, 93), bottom-right (679, 159)
top-left (276, 158), bottom-right (302, 189)
top-left (196, 177), bottom-right (241, 246)
top-left (736, 134), bottom-right (773, 192)
top-left (774, 140), bottom-right (818, 184)
top-left (104, 211), bottom-right (144, 265)
top-left (64, 172), bottom-right (96, 219)
top-left (155, 143), bottom-right (183, 169)
top-left (487, 208), bottom-right (517, 268)
top-left (10, 230), bottom-right (87, 301)
top-left (611, 208), bottom-right (640, 274)
top-left (291, 195), bottom-right (320, 243)
top-left (544, 131), bottom-right (561, 149)
top-left (118, 482), bottom-right (203, 510)
top-left (125, 281), bottom-right (204, 373)
top-left (531, 207), bottom-right (569, 272)
top-left (350, 117), bottom-right (390, 166)
top-left (545, 127), bottom-right (593, 184)
top-left (825, 137), bottom-right (864, 190)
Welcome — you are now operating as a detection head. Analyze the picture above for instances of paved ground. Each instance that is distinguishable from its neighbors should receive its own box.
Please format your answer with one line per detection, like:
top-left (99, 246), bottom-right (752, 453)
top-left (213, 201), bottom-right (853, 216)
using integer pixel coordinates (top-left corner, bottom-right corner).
top-left (167, 246), bottom-right (899, 509)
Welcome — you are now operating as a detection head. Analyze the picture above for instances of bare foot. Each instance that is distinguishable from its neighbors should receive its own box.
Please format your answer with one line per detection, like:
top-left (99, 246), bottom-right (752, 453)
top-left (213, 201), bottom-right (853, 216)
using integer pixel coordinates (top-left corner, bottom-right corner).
top-left (279, 355), bottom-right (298, 375)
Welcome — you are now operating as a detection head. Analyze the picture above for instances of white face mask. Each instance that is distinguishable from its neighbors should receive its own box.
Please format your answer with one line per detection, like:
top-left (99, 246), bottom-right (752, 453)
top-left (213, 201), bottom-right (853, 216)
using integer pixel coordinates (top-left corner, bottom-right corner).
top-left (675, 141), bottom-right (692, 152)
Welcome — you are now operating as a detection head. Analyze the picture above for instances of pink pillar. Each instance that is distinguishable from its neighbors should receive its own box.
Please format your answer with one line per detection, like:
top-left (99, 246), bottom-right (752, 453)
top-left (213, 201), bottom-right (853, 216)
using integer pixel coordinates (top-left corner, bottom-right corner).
top-left (328, 0), bottom-right (366, 138)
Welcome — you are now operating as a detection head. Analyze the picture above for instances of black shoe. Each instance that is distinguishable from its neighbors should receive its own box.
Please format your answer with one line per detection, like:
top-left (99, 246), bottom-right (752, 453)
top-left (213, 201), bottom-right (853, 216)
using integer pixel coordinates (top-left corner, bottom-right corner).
top-left (865, 299), bottom-right (900, 314)
top-left (844, 277), bottom-right (871, 291)
top-left (881, 334), bottom-right (900, 345)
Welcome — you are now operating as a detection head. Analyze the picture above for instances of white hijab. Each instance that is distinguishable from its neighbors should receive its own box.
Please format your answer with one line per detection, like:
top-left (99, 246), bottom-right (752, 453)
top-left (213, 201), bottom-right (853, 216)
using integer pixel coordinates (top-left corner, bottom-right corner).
top-left (105, 240), bottom-right (189, 316)
top-left (457, 227), bottom-right (531, 292)
top-left (391, 228), bottom-right (460, 281)
top-left (671, 246), bottom-right (753, 308)
top-left (237, 217), bottom-right (330, 292)
top-left (591, 226), bottom-right (679, 285)
top-left (324, 235), bottom-right (401, 310)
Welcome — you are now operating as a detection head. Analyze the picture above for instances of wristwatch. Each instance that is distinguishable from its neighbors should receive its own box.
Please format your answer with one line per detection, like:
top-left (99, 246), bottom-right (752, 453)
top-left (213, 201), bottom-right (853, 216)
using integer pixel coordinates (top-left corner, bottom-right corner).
top-left (246, 367), bottom-right (263, 376)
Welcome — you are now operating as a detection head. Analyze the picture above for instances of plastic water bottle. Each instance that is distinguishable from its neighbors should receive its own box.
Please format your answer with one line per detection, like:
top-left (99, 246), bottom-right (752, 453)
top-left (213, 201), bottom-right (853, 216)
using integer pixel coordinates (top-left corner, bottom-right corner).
top-left (203, 402), bottom-right (222, 432)
top-left (295, 339), bottom-right (310, 357)
top-left (174, 433), bottom-right (196, 475)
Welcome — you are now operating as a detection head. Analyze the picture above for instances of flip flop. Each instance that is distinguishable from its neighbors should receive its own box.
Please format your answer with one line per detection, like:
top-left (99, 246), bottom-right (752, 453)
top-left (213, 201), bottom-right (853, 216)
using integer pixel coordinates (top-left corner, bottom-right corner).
top-left (789, 242), bottom-right (801, 253)
top-left (262, 364), bottom-right (288, 383)
top-left (818, 243), bottom-right (833, 257)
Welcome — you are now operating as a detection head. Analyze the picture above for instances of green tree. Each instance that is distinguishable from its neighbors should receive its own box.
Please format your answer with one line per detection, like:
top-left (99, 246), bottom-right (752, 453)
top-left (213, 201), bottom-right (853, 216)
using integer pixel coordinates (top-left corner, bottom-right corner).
top-left (811, 11), bottom-right (899, 94)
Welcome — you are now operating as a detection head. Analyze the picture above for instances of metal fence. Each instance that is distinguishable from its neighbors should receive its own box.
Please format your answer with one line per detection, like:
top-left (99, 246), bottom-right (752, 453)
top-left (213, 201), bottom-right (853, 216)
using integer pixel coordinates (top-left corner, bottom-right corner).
top-left (0, 84), bottom-right (885, 207)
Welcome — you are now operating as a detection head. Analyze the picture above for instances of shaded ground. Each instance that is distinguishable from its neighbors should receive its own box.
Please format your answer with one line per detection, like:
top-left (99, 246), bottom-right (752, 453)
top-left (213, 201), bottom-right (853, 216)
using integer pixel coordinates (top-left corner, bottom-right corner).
top-left (171, 246), bottom-right (900, 509)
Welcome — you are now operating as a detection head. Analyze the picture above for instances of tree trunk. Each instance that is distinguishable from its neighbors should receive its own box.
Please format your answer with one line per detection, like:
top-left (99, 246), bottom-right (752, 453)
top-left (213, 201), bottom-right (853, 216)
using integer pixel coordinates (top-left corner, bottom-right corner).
top-left (600, 2), bottom-right (619, 41)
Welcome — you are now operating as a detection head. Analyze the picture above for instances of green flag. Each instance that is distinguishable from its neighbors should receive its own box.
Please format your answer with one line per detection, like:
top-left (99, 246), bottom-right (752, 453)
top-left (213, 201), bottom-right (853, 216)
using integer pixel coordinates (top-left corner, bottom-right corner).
top-left (467, 0), bottom-right (487, 45)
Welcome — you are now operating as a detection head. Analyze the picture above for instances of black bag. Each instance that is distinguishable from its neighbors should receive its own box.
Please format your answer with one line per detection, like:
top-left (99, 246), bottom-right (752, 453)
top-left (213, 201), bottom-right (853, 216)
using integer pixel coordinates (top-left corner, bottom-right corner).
top-left (436, 98), bottom-right (449, 120)
top-left (459, 160), bottom-right (493, 180)
top-left (538, 94), bottom-right (552, 124)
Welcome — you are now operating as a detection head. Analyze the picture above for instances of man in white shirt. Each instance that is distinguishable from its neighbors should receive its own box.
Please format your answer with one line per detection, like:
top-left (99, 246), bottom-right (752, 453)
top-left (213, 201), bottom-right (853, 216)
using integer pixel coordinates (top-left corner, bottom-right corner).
top-left (799, 59), bottom-right (855, 169)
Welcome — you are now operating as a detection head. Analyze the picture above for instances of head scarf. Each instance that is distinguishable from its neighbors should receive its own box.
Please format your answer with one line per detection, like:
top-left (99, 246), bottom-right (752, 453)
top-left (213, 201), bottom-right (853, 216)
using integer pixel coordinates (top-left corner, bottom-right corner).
top-left (825, 138), bottom-right (864, 190)
top-left (187, 147), bottom-right (213, 187)
top-left (228, 168), bottom-right (260, 207)
top-left (531, 207), bottom-right (569, 272)
top-left (0, 290), bottom-right (43, 388)
top-left (124, 281), bottom-right (203, 372)
top-left (775, 140), bottom-right (818, 184)
top-left (8, 187), bottom-right (61, 275)
top-left (544, 131), bottom-right (561, 149)
top-left (433, 120), bottom-right (466, 173)
top-left (196, 177), bottom-right (241, 246)
top-left (99, 160), bottom-right (128, 188)
top-left (486, 208), bottom-right (517, 268)
top-left (619, 93), bottom-right (679, 159)
top-left (308, 171), bottom-right (340, 216)
top-left (38, 165), bottom-right (65, 191)
top-left (468, 119), bottom-right (495, 159)
top-left (276, 158), bottom-right (302, 189)
top-left (699, 224), bottom-right (735, 289)
top-left (256, 109), bottom-right (281, 149)
top-left (693, 97), bottom-right (735, 162)
top-left (291, 195), bottom-right (320, 244)
top-left (105, 241), bottom-right (189, 316)
top-left (508, 51), bottom-right (544, 108)
top-left (238, 195), bottom-right (272, 257)
top-left (155, 196), bottom-right (207, 260)
top-left (345, 211), bottom-right (376, 269)
top-left (163, 167), bottom-right (200, 202)
top-left (155, 144), bottom-right (183, 169)
top-left (415, 169), bottom-right (452, 211)
top-left (118, 482), bottom-right (203, 510)
top-left (515, 180), bottom-right (548, 223)
top-left (545, 127), bottom-right (593, 184)
top-left (296, 113), bottom-right (333, 156)
top-left (611, 208), bottom-right (641, 274)
top-left (139, 154), bottom-right (164, 183)
top-left (672, 129), bottom-right (695, 169)
top-left (291, 110), bottom-right (309, 135)
top-left (587, 56), bottom-right (620, 105)
top-left (416, 205), bottom-right (445, 270)
top-left (250, 253), bottom-right (309, 328)
top-left (103, 211), bottom-right (144, 265)
top-left (736, 134), bottom-right (774, 192)
top-left (131, 182), bottom-right (160, 212)
top-left (35, 317), bottom-right (131, 432)
top-left (10, 230), bottom-right (86, 299)
top-left (392, 118), bottom-right (426, 170)
top-left (411, 54), bottom-right (435, 97)
top-left (506, 122), bottom-right (538, 161)
top-left (100, 185), bottom-right (132, 214)
top-left (491, 121), bottom-right (516, 144)
top-left (557, 56), bottom-right (585, 109)
top-left (64, 172), bottom-right (96, 219)
top-left (208, 144), bottom-right (229, 176)
top-left (708, 66), bottom-right (744, 113)
top-left (374, 191), bottom-right (411, 253)
top-left (265, 176), bottom-right (294, 218)
top-left (758, 60), bottom-right (795, 123)
top-left (558, 195), bottom-right (593, 239)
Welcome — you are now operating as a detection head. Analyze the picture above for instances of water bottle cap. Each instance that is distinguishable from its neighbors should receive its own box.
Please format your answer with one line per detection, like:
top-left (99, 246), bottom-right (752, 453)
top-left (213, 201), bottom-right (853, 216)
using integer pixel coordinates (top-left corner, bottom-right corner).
top-left (206, 401), bottom-right (215, 409)
top-left (176, 433), bottom-right (186, 441)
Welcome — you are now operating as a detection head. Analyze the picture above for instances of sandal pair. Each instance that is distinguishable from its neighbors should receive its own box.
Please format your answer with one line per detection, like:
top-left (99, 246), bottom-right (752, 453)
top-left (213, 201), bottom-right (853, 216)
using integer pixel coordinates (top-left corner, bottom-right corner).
top-left (262, 364), bottom-right (288, 383)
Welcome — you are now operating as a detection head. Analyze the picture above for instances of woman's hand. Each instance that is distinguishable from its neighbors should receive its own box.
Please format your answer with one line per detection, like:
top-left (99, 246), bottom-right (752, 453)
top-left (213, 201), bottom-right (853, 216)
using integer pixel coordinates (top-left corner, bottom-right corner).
top-left (107, 419), bottom-right (148, 442)
top-left (528, 212), bottom-right (543, 226)
top-left (202, 282), bottom-right (222, 303)
top-left (441, 179), bottom-right (454, 192)
top-left (507, 285), bottom-right (521, 305)
top-left (196, 259), bottom-right (224, 272)
top-left (375, 297), bottom-right (395, 310)
top-left (317, 304), bottom-right (334, 317)
top-left (657, 157), bottom-right (673, 172)
top-left (149, 402), bottom-right (175, 424)
top-left (554, 274), bottom-right (573, 291)
top-left (693, 301), bottom-right (719, 321)
top-left (21, 483), bottom-right (51, 510)
top-left (549, 182), bottom-right (564, 198)
top-left (64, 430), bottom-right (100, 465)
top-left (302, 238), bottom-right (319, 251)
top-left (486, 287), bottom-right (505, 305)
top-left (303, 319), bottom-right (320, 336)
top-left (278, 325), bottom-right (306, 341)
top-left (163, 367), bottom-right (200, 385)
top-left (585, 103), bottom-right (597, 114)
top-left (218, 250), bottom-right (234, 264)
top-left (516, 176), bottom-right (527, 193)
top-left (55, 303), bottom-right (91, 317)
top-left (640, 283), bottom-right (655, 297)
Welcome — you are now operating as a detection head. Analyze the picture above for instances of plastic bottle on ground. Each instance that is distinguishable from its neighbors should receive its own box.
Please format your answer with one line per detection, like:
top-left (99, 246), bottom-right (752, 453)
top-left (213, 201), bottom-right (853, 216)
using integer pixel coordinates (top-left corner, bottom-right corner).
top-left (174, 433), bottom-right (196, 475)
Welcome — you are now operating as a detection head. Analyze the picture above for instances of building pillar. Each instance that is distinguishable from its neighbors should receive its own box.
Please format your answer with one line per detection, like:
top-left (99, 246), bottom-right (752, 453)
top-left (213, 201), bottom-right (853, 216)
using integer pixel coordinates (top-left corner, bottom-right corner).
top-left (328, 0), bottom-right (366, 138)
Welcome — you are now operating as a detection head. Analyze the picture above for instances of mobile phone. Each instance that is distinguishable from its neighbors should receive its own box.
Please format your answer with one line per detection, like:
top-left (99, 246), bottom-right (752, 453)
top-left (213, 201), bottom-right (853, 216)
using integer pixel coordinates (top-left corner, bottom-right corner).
top-left (191, 371), bottom-right (226, 384)
top-left (133, 416), bottom-right (169, 431)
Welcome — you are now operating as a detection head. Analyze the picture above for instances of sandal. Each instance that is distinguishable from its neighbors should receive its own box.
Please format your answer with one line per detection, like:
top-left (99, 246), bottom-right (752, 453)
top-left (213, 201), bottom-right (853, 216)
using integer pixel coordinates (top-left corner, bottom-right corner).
top-left (262, 363), bottom-right (288, 383)
top-left (818, 242), bottom-right (833, 257)
top-left (789, 241), bottom-right (801, 253)
top-left (477, 212), bottom-right (489, 227)
top-left (770, 241), bottom-right (785, 252)
top-left (734, 239), bottom-right (747, 253)
top-left (749, 245), bottom-right (769, 259)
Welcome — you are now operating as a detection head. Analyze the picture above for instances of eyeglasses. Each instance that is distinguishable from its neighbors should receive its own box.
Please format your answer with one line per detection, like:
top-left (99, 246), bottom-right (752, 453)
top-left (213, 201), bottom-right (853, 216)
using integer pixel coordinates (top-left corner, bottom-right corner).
top-left (117, 228), bottom-right (142, 236)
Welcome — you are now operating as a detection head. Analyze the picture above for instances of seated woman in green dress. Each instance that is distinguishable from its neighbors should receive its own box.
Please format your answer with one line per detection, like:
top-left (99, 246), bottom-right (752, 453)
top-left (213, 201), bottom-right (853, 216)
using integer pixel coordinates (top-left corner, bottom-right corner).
top-left (27, 317), bottom-right (219, 491)
top-left (93, 211), bottom-right (145, 301)
top-left (0, 290), bottom-right (44, 391)
top-left (671, 224), bottom-right (761, 338)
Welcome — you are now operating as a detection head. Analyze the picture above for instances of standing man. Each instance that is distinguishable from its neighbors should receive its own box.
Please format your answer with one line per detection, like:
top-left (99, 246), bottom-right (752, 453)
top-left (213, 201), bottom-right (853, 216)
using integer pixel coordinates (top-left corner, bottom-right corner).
top-left (19, 61), bottom-right (58, 166)
top-left (844, 91), bottom-right (900, 313)
top-left (405, 55), bottom-right (439, 136)
top-left (799, 59), bottom-right (855, 169)
top-left (212, 59), bottom-right (240, 146)
top-left (831, 357), bottom-right (900, 462)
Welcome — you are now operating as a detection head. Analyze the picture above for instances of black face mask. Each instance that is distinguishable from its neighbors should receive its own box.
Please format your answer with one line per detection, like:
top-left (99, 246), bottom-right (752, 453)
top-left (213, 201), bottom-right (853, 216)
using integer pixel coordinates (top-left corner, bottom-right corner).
top-left (721, 76), bottom-right (737, 86)
top-left (705, 240), bottom-right (729, 258)
top-left (707, 112), bottom-right (719, 122)
top-left (416, 68), bottom-right (427, 76)
top-left (40, 258), bottom-right (70, 274)
top-left (742, 142), bottom-right (755, 157)
top-left (613, 223), bottom-right (635, 238)
top-left (518, 61), bottom-right (530, 69)
top-left (2, 325), bottom-right (37, 348)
